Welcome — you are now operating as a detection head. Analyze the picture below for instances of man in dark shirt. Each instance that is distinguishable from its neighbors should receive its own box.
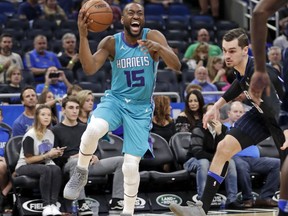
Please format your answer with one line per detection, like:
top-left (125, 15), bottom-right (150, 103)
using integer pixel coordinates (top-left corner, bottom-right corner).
top-left (52, 96), bottom-right (124, 215)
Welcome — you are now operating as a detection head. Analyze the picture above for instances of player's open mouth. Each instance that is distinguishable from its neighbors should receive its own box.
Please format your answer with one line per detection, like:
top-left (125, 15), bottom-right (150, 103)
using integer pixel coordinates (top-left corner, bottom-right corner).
top-left (131, 21), bottom-right (140, 32)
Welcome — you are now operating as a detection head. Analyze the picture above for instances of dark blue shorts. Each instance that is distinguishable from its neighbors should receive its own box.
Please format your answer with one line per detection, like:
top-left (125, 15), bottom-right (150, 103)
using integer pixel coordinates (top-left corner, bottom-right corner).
top-left (228, 108), bottom-right (270, 149)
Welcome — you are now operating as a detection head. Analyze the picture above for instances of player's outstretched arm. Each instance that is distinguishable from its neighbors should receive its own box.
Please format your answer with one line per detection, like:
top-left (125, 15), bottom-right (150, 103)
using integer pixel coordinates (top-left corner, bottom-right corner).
top-left (142, 30), bottom-right (181, 72)
top-left (249, 0), bottom-right (287, 105)
top-left (78, 10), bottom-right (111, 75)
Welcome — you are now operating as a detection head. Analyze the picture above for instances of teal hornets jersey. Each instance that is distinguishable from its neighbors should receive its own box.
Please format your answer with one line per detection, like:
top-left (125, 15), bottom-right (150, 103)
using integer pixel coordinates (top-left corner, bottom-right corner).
top-left (110, 28), bottom-right (158, 103)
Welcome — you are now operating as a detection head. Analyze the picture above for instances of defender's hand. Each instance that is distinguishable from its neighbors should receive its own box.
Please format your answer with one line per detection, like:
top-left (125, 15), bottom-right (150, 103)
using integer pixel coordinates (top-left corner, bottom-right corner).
top-left (249, 71), bottom-right (270, 105)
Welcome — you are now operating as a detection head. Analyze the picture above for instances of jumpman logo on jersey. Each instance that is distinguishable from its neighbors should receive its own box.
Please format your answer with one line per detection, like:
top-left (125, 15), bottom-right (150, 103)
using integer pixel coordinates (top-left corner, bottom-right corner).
top-left (120, 45), bottom-right (126, 50)
top-left (125, 98), bottom-right (131, 103)
top-left (145, 108), bottom-right (149, 113)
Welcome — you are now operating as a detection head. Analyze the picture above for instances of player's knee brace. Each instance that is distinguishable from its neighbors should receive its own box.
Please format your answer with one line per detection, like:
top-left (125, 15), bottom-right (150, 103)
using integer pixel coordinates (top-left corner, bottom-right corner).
top-left (122, 154), bottom-right (141, 197)
top-left (80, 118), bottom-right (108, 155)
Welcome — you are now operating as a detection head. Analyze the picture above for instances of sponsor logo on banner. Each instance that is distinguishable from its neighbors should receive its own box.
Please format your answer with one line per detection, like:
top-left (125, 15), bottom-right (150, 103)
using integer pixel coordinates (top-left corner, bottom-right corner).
top-left (22, 199), bottom-right (60, 213)
top-left (156, 194), bottom-right (182, 207)
top-left (134, 197), bottom-right (146, 209)
top-left (193, 193), bottom-right (227, 206)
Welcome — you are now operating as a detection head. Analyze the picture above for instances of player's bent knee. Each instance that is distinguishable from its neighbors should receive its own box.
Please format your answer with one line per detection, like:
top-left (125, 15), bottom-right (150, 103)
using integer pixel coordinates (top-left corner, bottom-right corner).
top-left (82, 118), bottom-right (109, 142)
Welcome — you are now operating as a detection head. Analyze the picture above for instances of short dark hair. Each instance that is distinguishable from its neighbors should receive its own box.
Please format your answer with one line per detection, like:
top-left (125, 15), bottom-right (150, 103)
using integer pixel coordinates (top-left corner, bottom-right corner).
top-left (20, 86), bottom-right (36, 101)
top-left (0, 33), bottom-right (13, 42)
top-left (223, 28), bottom-right (249, 48)
top-left (61, 96), bottom-right (79, 108)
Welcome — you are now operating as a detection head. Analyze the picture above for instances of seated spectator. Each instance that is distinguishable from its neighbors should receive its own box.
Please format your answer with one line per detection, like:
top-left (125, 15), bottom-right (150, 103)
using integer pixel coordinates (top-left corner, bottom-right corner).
top-left (35, 66), bottom-right (72, 98)
top-left (267, 46), bottom-right (282, 76)
top-left (24, 35), bottom-right (62, 83)
top-left (12, 86), bottom-right (38, 136)
top-left (0, 109), bottom-right (13, 214)
top-left (58, 33), bottom-right (81, 80)
top-left (151, 95), bottom-right (176, 143)
top-left (175, 90), bottom-right (204, 132)
top-left (198, 0), bottom-right (219, 18)
top-left (76, 90), bottom-right (94, 124)
top-left (273, 23), bottom-right (288, 50)
top-left (0, 33), bottom-right (24, 84)
top-left (183, 28), bottom-right (222, 62)
top-left (105, 0), bottom-right (122, 23)
top-left (0, 65), bottom-right (23, 104)
top-left (52, 96), bottom-right (124, 214)
top-left (185, 84), bottom-right (202, 96)
top-left (43, 0), bottom-right (67, 21)
top-left (17, 0), bottom-right (44, 21)
top-left (226, 101), bottom-right (279, 208)
top-left (38, 89), bottom-right (59, 126)
top-left (145, 0), bottom-right (182, 8)
top-left (185, 42), bottom-right (210, 70)
top-left (190, 66), bottom-right (220, 104)
top-left (67, 84), bottom-right (83, 97)
top-left (186, 103), bottom-right (242, 209)
top-left (15, 105), bottom-right (63, 216)
top-left (206, 56), bottom-right (227, 84)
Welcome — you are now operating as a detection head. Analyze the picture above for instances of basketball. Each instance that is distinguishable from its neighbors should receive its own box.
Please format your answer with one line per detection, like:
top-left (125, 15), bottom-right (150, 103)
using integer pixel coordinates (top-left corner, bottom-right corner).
top-left (81, 0), bottom-right (113, 32)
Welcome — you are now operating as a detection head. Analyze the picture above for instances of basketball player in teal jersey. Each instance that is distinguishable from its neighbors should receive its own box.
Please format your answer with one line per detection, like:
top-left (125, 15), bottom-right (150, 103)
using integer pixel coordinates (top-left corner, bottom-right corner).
top-left (63, 2), bottom-right (181, 216)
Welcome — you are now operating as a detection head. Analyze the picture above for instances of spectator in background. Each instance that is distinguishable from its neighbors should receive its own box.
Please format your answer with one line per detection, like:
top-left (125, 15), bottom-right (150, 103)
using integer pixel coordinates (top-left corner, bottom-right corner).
top-left (190, 66), bottom-right (220, 104)
top-left (206, 56), bottom-right (227, 84)
top-left (38, 89), bottom-right (59, 126)
top-left (0, 33), bottom-right (24, 84)
top-left (43, 0), bottom-right (67, 21)
top-left (24, 35), bottom-right (62, 83)
top-left (58, 33), bottom-right (81, 80)
top-left (17, 0), bottom-right (44, 21)
top-left (52, 96), bottom-right (124, 214)
top-left (67, 84), bottom-right (83, 97)
top-left (267, 46), bottom-right (282, 76)
top-left (0, 65), bottom-right (23, 104)
top-left (185, 42), bottom-right (209, 70)
top-left (226, 101), bottom-right (279, 208)
top-left (146, 0), bottom-right (182, 8)
top-left (12, 86), bottom-right (38, 136)
top-left (151, 95), bottom-right (176, 143)
top-left (35, 66), bottom-right (72, 98)
top-left (188, 103), bottom-right (242, 209)
top-left (15, 105), bottom-right (63, 216)
top-left (175, 90), bottom-right (204, 132)
top-left (183, 28), bottom-right (222, 62)
top-left (76, 90), bottom-right (94, 124)
top-left (185, 84), bottom-right (203, 96)
top-left (105, 0), bottom-right (122, 23)
top-left (0, 109), bottom-right (13, 214)
top-left (198, 0), bottom-right (219, 19)
top-left (273, 22), bottom-right (288, 50)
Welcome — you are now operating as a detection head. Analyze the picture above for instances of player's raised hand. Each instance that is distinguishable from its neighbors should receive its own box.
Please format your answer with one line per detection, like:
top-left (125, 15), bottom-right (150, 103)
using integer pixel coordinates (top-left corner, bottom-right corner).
top-left (77, 10), bottom-right (90, 38)
top-left (203, 105), bottom-right (220, 129)
top-left (248, 71), bottom-right (270, 105)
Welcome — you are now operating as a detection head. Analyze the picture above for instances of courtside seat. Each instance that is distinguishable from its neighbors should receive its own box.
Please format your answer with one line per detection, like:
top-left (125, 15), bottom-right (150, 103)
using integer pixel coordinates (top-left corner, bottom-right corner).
top-left (140, 133), bottom-right (190, 187)
top-left (5, 136), bottom-right (40, 215)
top-left (256, 136), bottom-right (279, 158)
top-left (170, 132), bottom-right (196, 181)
